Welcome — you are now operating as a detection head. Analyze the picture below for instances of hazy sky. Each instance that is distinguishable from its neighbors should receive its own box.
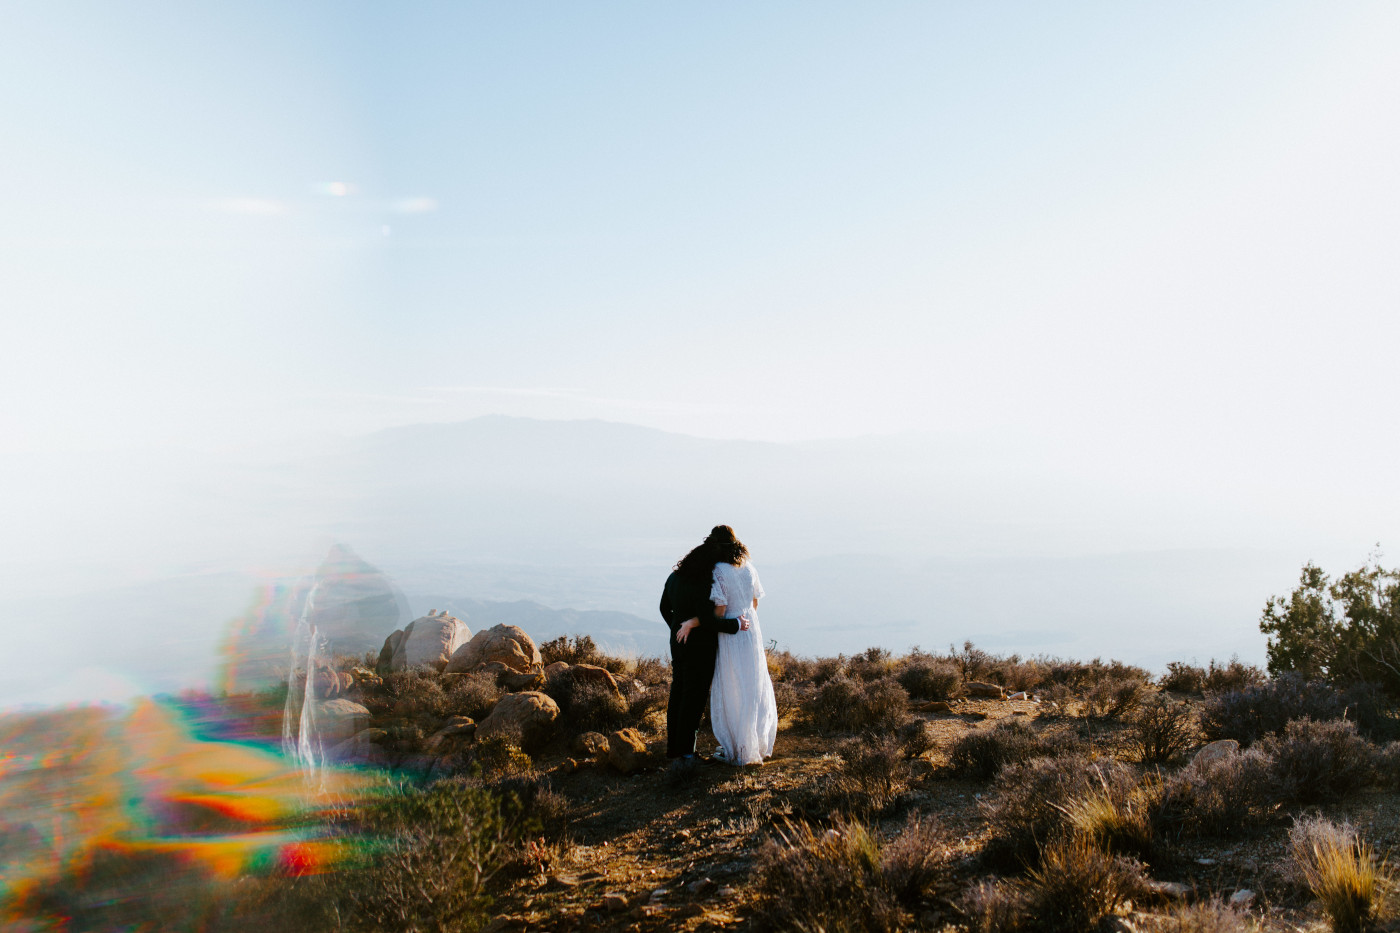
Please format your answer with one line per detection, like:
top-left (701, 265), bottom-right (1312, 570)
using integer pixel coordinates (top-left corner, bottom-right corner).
top-left (5, 2), bottom-right (1398, 459)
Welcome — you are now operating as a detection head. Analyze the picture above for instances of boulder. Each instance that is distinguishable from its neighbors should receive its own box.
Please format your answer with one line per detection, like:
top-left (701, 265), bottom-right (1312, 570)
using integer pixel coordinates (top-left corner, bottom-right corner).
top-left (572, 731), bottom-right (610, 757)
top-left (377, 629), bottom-right (405, 676)
top-left (390, 614), bottom-right (472, 671)
top-left (476, 691), bottom-right (559, 746)
top-left (327, 728), bottom-right (388, 766)
top-left (425, 717), bottom-right (477, 751)
top-left (446, 624), bottom-right (542, 675)
top-left (313, 698), bottom-right (370, 746)
top-left (569, 663), bottom-right (622, 696)
top-left (1192, 739), bottom-right (1240, 767)
top-left (500, 668), bottom-right (545, 692)
top-left (607, 728), bottom-right (649, 773)
top-left (1143, 880), bottom-right (1193, 902)
top-left (545, 661), bottom-right (571, 678)
top-left (965, 681), bottom-right (1007, 699)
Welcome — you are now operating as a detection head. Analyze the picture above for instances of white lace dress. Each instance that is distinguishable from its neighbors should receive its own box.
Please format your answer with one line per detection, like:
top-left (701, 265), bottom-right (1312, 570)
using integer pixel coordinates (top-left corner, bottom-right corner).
top-left (709, 561), bottom-right (778, 765)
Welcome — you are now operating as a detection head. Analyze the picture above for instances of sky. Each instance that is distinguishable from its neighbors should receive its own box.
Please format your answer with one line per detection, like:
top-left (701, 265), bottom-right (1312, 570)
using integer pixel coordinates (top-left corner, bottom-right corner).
top-left (4, 2), bottom-right (1398, 454)
top-left (2, 4), bottom-right (1399, 702)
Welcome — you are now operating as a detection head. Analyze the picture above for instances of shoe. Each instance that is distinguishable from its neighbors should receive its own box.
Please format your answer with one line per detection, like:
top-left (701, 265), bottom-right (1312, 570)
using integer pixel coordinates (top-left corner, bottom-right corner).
top-left (666, 755), bottom-right (699, 784)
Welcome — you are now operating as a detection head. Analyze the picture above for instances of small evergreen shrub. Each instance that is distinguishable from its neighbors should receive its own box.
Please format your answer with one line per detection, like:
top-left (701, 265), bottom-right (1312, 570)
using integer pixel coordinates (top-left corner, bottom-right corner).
top-left (949, 720), bottom-right (1082, 781)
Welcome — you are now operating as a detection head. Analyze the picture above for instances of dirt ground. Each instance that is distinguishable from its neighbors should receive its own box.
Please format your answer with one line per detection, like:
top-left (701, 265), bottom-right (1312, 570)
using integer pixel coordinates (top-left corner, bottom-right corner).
top-left (484, 698), bottom-right (1400, 933)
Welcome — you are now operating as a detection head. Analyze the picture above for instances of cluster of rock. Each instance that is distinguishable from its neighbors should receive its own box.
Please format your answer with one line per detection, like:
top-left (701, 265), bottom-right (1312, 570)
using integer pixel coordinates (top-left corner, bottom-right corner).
top-left (315, 612), bottom-right (657, 773)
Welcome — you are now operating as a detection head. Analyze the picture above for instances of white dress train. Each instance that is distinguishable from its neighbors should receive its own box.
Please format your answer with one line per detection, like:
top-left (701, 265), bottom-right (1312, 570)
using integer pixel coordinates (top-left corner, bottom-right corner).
top-left (708, 561), bottom-right (778, 765)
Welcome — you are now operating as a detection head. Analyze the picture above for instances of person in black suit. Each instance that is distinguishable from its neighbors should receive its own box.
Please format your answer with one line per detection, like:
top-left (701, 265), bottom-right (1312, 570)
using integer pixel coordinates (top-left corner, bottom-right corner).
top-left (659, 531), bottom-right (743, 772)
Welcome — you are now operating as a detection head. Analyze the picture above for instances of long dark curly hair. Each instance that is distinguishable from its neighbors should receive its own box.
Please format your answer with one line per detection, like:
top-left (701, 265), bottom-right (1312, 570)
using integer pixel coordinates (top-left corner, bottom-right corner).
top-left (674, 525), bottom-right (749, 583)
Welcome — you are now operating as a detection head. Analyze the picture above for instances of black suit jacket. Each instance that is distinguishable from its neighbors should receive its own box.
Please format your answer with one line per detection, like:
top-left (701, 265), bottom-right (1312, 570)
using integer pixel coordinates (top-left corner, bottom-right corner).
top-left (660, 570), bottom-right (740, 637)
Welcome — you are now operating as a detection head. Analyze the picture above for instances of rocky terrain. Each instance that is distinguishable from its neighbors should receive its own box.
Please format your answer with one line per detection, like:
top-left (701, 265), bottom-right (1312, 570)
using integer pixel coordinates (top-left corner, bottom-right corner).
top-left (3, 614), bottom-right (1399, 933)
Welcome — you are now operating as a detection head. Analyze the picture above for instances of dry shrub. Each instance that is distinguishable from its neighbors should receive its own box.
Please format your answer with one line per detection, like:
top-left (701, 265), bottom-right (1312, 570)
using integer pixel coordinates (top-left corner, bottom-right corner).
top-left (1055, 771), bottom-right (1159, 860)
top-left (898, 718), bottom-right (937, 759)
top-left (963, 836), bottom-right (1144, 933)
top-left (804, 674), bottom-right (910, 735)
top-left (1260, 718), bottom-right (1377, 804)
top-left (469, 732), bottom-right (534, 779)
top-left (955, 642), bottom-right (1048, 692)
top-left (444, 671), bottom-right (502, 721)
top-left (949, 719), bottom-right (1082, 781)
top-left (752, 816), bottom-right (948, 933)
top-left (1200, 672), bottom-right (1347, 745)
top-left (539, 634), bottom-right (602, 667)
top-left (896, 654), bottom-right (962, 700)
top-left (1041, 657), bottom-right (1153, 693)
top-left (630, 656), bottom-right (670, 687)
top-left (773, 680), bottom-right (808, 716)
top-left (1161, 661), bottom-right (1208, 694)
top-left (346, 778), bottom-right (525, 933)
top-left (1128, 694), bottom-right (1201, 763)
top-left (625, 683), bottom-right (669, 723)
top-left (1156, 899), bottom-right (1262, 933)
top-left (849, 647), bottom-right (897, 682)
top-left (770, 650), bottom-right (818, 683)
top-left (1083, 677), bottom-right (1149, 720)
top-left (1155, 747), bottom-right (1275, 838)
top-left (812, 656), bottom-right (848, 685)
top-left (837, 736), bottom-right (910, 815)
top-left (370, 667), bottom-right (449, 718)
top-left (981, 755), bottom-right (1135, 868)
top-left (544, 667), bottom-right (630, 732)
top-left (490, 771), bottom-right (572, 841)
top-left (1378, 742), bottom-right (1400, 789)
top-left (1288, 816), bottom-right (1388, 933)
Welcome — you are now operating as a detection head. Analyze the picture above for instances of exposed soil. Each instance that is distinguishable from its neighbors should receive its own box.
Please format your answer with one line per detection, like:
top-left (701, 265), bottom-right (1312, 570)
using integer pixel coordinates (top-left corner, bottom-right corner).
top-left (484, 698), bottom-right (1400, 932)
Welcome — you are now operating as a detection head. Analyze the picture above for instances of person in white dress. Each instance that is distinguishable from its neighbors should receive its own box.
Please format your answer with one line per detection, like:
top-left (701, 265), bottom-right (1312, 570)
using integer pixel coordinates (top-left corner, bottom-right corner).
top-left (677, 525), bottom-right (777, 765)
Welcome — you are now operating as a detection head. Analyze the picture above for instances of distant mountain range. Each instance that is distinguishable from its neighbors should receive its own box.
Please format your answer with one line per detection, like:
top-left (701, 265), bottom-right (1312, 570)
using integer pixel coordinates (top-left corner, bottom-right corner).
top-left (2, 415), bottom-right (1370, 707)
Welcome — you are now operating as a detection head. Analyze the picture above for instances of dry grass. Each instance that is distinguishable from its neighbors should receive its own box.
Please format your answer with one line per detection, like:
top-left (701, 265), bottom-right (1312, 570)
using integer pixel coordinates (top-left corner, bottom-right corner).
top-left (1157, 899), bottom-right (1263, 933)
top-left (752, 816), bottom-right (948, 933)
top-left (1288, 816), bottom-right (1388, 933)
top-left (1055, 770), bottom-right (1159, 860)
top-left (963, 836), bottom-right (1144, 933)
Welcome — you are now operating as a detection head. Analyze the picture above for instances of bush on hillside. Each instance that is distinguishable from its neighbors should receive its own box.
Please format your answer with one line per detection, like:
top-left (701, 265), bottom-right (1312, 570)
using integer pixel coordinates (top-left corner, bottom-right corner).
top-left (896, 653), bottom-right (962, 700)
top-left (1259, 718), bottom-right (1377, 804)
top-left (1128, 695), bottom-right (1200, 763)
top-left (1161, 658), bottom-right (1266, 695)
top-left (543, 668), bottom-right (629, 733)
top-left (980, 755), bottom-right (1135, 868)
top-left (752, 816), bottom-right (948, 933)
top-left (963, 837), bottom-right (1145, 933)
top-left (1155, 748), bottom-right (1276, 838)
top-left (1200, 673), bottom-right (1347, 745)
top-left (804, 674), bottom-right (910, 735)
top-left (949, 720), bottom-right (1083, 781)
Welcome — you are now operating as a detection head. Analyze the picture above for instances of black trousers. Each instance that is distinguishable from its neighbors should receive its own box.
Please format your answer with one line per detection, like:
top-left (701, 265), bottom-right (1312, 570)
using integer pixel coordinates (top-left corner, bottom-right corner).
top-left (666, 625), bottom-right (719, 758)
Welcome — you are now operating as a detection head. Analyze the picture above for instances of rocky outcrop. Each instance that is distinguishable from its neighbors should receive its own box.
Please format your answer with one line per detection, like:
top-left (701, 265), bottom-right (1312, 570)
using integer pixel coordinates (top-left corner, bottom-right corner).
top-left (378, 613), bottom-right (472, 674)
top-left (567, 663), bottom-right (622, 696)
top-left (445, 624), bottom-right (542, 675)
top-left (476, 691), bottom-right (559, 746)
top-left (607, 728), bottom-right (648, 773)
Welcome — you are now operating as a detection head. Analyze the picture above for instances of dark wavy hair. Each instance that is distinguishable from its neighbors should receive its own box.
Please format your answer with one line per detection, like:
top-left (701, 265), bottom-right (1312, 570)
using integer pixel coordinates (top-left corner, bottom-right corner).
top-left (674, 525), bottom-right (749, 583)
